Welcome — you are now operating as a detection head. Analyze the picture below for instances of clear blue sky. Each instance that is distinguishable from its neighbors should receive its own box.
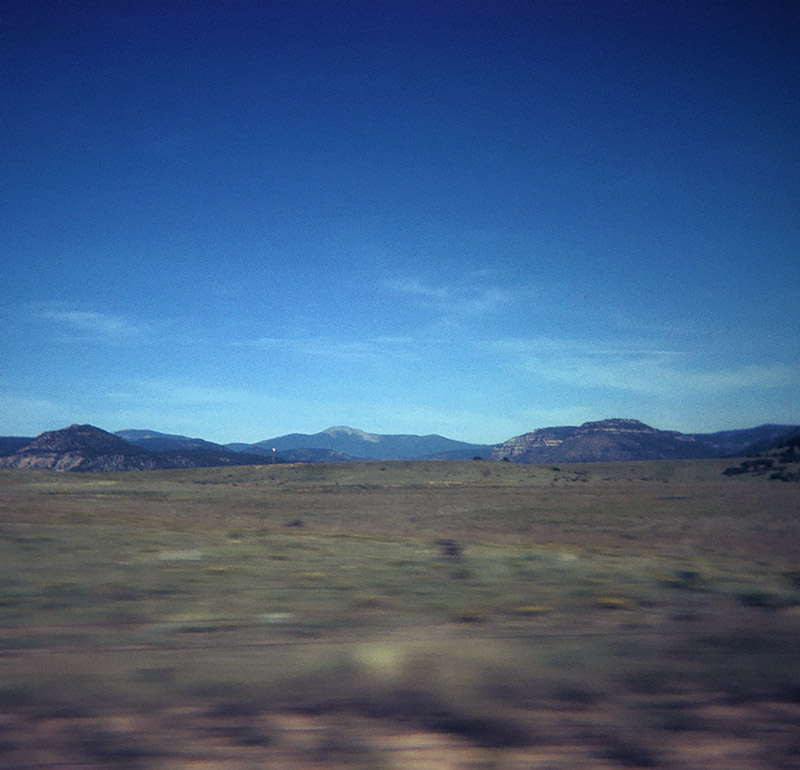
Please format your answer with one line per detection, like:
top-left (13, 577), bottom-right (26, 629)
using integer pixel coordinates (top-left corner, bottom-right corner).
top-left (2, 1), bottom-right (798, 444)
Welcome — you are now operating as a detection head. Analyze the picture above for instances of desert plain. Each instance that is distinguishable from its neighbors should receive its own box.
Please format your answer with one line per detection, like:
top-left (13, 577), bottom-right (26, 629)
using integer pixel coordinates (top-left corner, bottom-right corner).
top-left (0, 458), bottom-right (798, 768)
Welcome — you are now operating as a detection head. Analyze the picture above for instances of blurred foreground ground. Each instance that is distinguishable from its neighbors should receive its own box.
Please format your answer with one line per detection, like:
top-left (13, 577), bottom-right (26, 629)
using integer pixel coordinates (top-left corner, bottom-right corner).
top-left (1, 460), bottom-right (798, 768)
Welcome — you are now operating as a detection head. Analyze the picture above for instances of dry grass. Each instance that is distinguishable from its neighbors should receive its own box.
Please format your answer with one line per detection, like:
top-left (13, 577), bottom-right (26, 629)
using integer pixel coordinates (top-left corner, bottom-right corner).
top-left (1, 460), bottom-right (799, 768)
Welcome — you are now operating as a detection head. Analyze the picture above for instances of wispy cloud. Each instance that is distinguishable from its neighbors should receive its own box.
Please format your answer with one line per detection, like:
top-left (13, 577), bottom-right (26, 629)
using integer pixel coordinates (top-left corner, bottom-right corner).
top-left (383, 279), bottom-right (450, 301)
top-left (494, 337), bottom-right (795, 396)
top-left (234, 335), bottom-right (420, 362)
top-left (237, 337), bottom-right (372, 359)
top-left (382, 277), bottom-right (513, 320)
top-left (493, 337), bottom-right (682, 359)
top-left (535, 356), bottom-right (793, 395)
top-left (28, 304), bottom-right (148, 342)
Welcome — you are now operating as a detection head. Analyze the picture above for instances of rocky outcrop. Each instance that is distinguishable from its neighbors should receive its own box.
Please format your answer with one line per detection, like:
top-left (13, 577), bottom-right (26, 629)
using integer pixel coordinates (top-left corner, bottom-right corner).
top-left (491, 419), bottom-right (715, 464)
top-left (0, 424), bottom-right (172, 472)
top-left (489, 426), bottom-right (577, 462)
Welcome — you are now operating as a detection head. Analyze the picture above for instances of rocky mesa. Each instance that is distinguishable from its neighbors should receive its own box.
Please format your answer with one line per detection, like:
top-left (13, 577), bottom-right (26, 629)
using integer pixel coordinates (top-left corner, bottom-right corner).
top-left (490, 418), bottom-right (714, 464)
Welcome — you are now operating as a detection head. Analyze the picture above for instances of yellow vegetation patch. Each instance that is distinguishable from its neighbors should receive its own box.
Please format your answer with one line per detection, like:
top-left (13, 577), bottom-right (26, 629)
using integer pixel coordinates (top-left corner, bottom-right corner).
top-left (594, 596), bottom-right (637, 609)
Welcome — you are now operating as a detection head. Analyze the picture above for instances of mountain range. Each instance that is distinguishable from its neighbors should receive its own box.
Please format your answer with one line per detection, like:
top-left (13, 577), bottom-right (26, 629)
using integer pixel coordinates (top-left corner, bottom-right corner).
top-left (228, 425), bottom-right (491, 461)
top-left (0, 420), bottom-right (797, 472)
top-left (0, 425), bottom-right (272, 472)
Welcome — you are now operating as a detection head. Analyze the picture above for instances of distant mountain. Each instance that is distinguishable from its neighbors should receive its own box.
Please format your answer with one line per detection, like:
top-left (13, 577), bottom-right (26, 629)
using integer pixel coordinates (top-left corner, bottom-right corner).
top-left (276, 447), bottom-right (355, 463)
top-left (243, 425), bottom-right (489, 460)
top-left (222, 442), bottom-right (355, 463)
top-left (3, 420), bottom-right (798, 472)
top-left (723, 429), bottom-right (800, 482)
top-left (491, 419), bottom-right (715, 463)
top-left (0, 425), bottom-right (278, 472)
top-left (156, 447), bottom-right (282, 469)
top-left (0, 424), bottom-right (171, 471)
top-left (421, 445), bottom-right (495, 460)
top-left (223, 442), bottom-right (255, 453)
top-left (741, 427), bottom-right (800, 463)
top-left (0, 436), bottom-right (34, 456)
top-left (691, 424), bottom-right (799, 457)
top-left (115, 428), bottom-right (302, 465)
top-left (116, 429), bottom-right (240, 454)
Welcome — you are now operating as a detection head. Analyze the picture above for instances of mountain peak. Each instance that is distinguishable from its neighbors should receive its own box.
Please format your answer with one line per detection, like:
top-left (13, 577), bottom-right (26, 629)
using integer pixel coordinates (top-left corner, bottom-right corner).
top-left (254, 426), bottom-right (487, 459)
top-left (320, 426), bottom-right (379, 442)
top-left (26, 424), bottom-right (134, 453)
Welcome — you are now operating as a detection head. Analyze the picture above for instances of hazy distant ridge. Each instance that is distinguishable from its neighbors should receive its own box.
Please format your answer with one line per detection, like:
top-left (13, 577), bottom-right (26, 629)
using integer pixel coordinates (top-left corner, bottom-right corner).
top-left (113, 420), bottom-right (800, 464)
top-left (115, 429), bottom-right (238, 454)
top-left (241, 425), bottom-right (491, 461)
top-left (1, 420), bottom-right (798, 472)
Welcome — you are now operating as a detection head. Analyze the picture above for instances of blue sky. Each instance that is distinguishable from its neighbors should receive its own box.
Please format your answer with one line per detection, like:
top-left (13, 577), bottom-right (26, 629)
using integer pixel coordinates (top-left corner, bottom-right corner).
top-left (2, 1), bottom-right (798, 444)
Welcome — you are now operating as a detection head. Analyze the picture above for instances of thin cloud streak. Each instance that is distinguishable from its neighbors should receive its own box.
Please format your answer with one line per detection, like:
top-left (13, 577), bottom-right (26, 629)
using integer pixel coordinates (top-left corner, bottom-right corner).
top-left (382, 277), bottom-right (513, 319)
top-left (382, 279), bottom-right (450, 301)
top-left (492, 337), bottom-right (795, 396)
top-left (492, 337), bottom-right (684, 358)
top-left (528, 357), bottom-right (794, 395)
top-left (234, 335), bottom-right (421, 362)
top-left (27, 304), bottom-right (148, 342)
top-left (236, 337), bottom-right (372, 359)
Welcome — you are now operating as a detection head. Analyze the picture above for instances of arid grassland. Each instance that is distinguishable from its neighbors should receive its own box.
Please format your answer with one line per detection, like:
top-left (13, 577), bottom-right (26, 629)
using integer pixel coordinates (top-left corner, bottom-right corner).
top-left (1, 459), bottom-right (798, 769)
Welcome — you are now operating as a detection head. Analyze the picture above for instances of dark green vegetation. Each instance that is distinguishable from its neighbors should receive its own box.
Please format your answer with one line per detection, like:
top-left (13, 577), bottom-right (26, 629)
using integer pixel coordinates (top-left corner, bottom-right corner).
top-left (1, 460), bottom-right (799, 768)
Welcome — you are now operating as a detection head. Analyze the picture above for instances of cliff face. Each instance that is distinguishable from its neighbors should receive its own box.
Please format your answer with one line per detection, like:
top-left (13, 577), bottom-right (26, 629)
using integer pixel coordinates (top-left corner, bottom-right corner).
top-left (490, 426), bottom-right (577, 461)
top-left (491, 419), bottom-right (714, 464)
